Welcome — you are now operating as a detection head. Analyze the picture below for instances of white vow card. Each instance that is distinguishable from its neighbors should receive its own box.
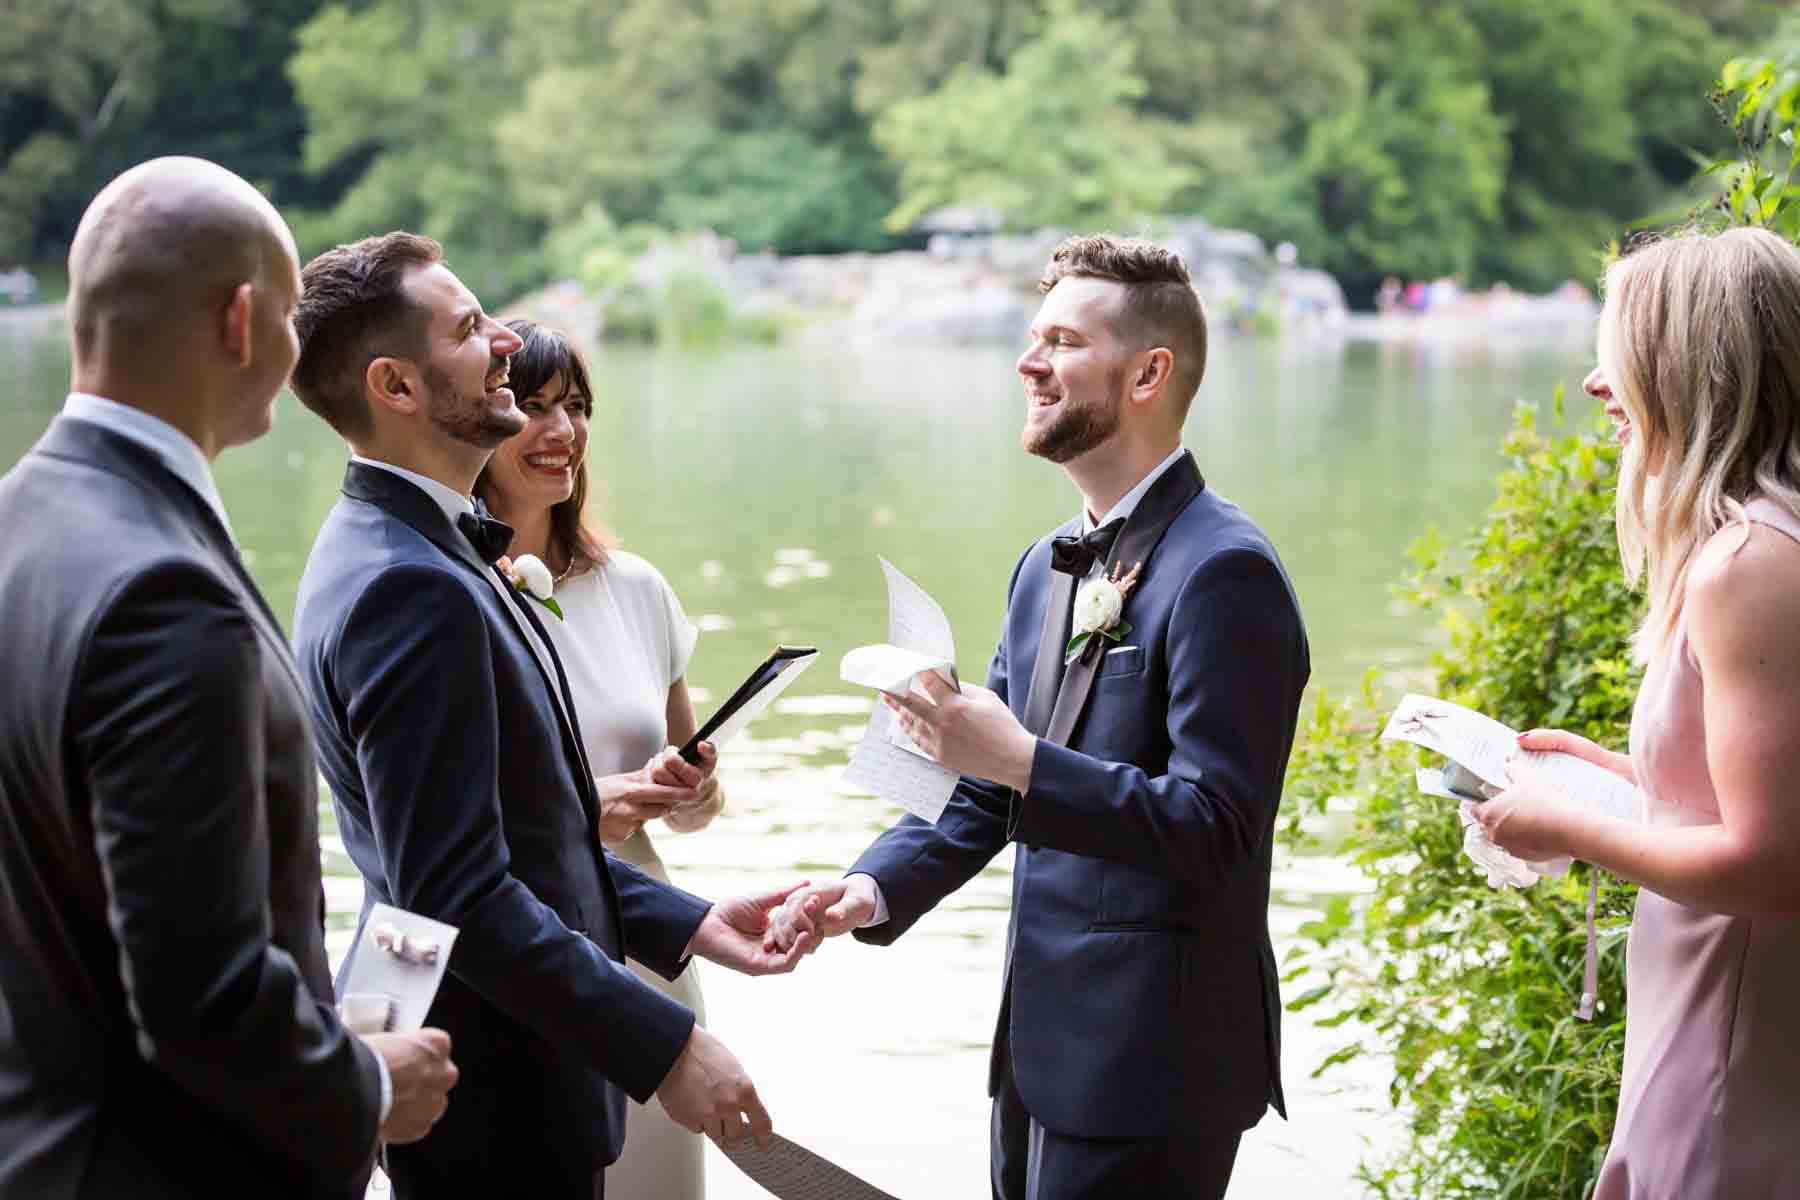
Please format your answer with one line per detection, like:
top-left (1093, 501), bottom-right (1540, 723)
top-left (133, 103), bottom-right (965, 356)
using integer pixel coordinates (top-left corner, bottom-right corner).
top-left (337, 903), bottom-right (459, 1033)
top-left (842, 558), bottom-right (962, 822)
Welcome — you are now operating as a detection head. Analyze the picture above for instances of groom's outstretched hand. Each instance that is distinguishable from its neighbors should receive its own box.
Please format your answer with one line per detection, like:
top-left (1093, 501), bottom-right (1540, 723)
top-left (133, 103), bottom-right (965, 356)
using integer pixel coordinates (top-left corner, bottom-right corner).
top-left (656, 1024), bottom-right (773, 1148)
top-left (689, 882), bottom-right (817, 975)
top-left (765, 874), bottom-right (876, 954)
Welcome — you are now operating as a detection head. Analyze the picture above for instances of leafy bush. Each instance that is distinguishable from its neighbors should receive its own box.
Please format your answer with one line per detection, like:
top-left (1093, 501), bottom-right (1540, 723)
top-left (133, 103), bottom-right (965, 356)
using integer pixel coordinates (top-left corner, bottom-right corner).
top-left (1283, 51), bottom-right (1800, 1197)
top-left (1282, 397), bottom-right (1641, 1199)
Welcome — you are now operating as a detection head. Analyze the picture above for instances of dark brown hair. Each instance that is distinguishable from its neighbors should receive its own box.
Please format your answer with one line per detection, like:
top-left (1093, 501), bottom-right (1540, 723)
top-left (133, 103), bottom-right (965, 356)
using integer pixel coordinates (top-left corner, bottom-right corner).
top-left (474, 319), bottom-right (612, 578)
top-left (1040, 234), bottom-right (1208, 412)
top-left (292, 231), bottom-right (443, 437)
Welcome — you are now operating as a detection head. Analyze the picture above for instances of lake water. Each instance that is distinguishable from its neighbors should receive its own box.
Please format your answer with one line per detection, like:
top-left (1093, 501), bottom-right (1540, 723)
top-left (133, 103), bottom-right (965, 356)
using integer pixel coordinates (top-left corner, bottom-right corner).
top-left (1, 313), bottom-right (1597, 1198)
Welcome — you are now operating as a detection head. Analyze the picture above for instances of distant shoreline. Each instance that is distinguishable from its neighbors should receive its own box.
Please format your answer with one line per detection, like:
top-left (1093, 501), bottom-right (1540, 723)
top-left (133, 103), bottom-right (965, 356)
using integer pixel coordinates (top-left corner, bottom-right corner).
top-left (0, 303), bottom-right (63, 324)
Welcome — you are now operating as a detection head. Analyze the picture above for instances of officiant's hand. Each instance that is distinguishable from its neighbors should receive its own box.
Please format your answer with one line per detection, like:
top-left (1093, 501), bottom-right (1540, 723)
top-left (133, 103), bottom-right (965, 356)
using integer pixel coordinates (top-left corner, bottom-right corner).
top-left (887, 672), bottom-right (1036, 792)
top-left (765, 876), bottom-right (874, 953)
top-left (656, 1024), bottom-right (772, 1148)
top-left (690, 882), bottom-right (817, 974)
top-left (647, 742), bottom-right (716, 791)
top-left (365, 1029), bottom-right (459, 1144)
top-left (595, 763), bottom-right (696, 844)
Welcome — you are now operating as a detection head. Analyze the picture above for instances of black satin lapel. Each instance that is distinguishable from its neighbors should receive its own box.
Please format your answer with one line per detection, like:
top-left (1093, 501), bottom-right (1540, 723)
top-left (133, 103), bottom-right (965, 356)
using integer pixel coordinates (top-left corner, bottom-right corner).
top-left (495, 567), bottom-right (600, 825)
top-left (341, 460), bottom-right (491, 577)
top-left (1021, 558), bottom-right (1077, 738)
top-left (1042, 453), bottom-right (1206, 748)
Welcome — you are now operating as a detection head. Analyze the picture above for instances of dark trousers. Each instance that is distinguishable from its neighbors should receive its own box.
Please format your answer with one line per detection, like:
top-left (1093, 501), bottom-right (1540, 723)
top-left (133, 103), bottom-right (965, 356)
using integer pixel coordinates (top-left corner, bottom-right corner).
top-left (385, 1142), bottom-right (605, 1200)
top-left (990, 1041), bottom-right (1240, 1200)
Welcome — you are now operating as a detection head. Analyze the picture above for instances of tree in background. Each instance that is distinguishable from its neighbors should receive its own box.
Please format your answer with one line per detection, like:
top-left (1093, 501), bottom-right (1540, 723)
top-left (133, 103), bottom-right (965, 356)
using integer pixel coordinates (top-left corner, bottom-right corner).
top-left (0, 0), bottom-right (1788, 306)
top-left (288, 0), bottom-right (545, 299)
top-left (0, 0), bottom-right (331, 262)
top-left (498, 0), bottom-right (900, 256)
top-left (873, 2), bottom-right (1192, 233)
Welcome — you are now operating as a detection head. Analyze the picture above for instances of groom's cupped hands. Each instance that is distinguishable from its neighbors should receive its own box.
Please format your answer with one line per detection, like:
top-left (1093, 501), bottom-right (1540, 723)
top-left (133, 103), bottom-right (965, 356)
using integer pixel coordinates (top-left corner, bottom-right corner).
top-left (690, 881), bottom-right (820, 974)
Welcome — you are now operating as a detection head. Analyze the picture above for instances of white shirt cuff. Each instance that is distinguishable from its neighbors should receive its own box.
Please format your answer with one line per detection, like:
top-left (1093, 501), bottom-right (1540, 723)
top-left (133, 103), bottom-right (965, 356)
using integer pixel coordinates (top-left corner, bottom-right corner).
top-left (848, 873), bottom-right (889, 927)
top-left (374, 1049), bottom-right (393, 1124)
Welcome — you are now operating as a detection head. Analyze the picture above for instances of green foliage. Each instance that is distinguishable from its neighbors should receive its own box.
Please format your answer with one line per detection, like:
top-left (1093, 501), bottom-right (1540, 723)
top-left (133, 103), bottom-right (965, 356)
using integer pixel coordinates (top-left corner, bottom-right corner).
top-left (1694, 30), bottom-right (1800, 240)
top-left (1281, 400), bottom-right (1644, 1198)
top-left (0, 0), bottom-right (1786, 303)
top-left (655, 125), bottom-right (897, 255)
top-left (872, 2), bottom-right (1192, 233)
top-left (1290, 52), bottom-right (1509, 296)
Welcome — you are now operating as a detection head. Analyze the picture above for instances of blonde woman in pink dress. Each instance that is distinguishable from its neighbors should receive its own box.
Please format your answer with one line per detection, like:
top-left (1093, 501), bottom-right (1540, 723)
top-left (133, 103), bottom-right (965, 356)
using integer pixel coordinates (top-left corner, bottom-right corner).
top-left (476, 320), bottom-right (723, 1200)
top-left (1473, 227), bottom-right (1800, 1200)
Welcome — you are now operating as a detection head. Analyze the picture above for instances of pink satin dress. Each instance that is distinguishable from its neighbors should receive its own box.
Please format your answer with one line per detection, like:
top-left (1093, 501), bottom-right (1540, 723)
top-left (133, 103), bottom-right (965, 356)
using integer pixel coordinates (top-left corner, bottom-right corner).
top-left (1596, 499), bottom-right (1800, 1199)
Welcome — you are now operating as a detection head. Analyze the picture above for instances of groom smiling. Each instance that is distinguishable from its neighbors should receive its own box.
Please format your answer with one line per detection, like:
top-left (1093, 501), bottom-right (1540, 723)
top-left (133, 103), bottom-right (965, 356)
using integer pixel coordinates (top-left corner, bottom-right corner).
top-left (773, 235), bottom-right (1310, 1200)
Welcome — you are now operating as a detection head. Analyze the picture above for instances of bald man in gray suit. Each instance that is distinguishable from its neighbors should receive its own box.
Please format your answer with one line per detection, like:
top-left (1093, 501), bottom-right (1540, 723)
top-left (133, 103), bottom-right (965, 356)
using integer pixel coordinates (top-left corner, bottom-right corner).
top-left (0, 158), bottom-right (457, 1199)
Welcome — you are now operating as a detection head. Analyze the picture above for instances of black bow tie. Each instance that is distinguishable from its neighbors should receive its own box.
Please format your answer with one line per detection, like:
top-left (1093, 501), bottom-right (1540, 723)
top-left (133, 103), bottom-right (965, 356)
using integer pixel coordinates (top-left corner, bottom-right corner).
top-left (1050, 517), bottom-right (1125, 578)
top-left (457, 504), bottom-right (514, 564)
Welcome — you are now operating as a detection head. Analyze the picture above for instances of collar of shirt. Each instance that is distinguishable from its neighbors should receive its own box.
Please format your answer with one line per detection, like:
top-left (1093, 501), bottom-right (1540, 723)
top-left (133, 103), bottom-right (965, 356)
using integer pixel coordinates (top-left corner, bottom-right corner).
top-left (62, 392), bottom-right (235, 542)
top-left (349, 454), bottom-right (475, 525)
top-left (1081, 445), bottom-right (1187, 536)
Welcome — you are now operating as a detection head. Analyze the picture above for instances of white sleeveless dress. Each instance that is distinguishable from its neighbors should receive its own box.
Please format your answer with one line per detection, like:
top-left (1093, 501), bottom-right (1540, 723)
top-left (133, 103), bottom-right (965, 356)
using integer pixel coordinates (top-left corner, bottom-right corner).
top-left (543, 551), bottom-right (716, 1200)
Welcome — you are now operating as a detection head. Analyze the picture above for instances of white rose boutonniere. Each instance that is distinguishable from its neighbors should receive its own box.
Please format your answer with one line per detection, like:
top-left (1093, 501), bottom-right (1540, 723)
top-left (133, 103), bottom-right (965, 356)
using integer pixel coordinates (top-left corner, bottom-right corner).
top-left (497, 554), bottom-right (564, 619)
top-left (1066, 560), bottom-right (1143, 664)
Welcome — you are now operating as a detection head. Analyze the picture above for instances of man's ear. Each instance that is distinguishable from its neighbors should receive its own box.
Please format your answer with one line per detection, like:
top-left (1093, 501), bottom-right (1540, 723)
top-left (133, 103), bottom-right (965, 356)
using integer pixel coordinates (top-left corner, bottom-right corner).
top-left (221, 282), bottom-right (254, 369)
top-left (1130, 347), bottom-right (1174, 408)
top-left (366, 356), bottom-right (421, 417)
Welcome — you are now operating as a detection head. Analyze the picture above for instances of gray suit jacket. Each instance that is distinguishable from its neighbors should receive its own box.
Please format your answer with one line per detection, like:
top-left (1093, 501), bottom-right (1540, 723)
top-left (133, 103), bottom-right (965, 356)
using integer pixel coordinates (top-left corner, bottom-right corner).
top-left (0, 417), bottom-right (382, 1199)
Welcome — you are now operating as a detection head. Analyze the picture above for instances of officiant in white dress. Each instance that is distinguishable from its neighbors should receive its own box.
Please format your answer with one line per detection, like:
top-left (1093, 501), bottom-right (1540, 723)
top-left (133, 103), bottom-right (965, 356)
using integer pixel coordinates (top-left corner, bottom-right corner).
top-left (476, 319), bottom-right (721, 1200)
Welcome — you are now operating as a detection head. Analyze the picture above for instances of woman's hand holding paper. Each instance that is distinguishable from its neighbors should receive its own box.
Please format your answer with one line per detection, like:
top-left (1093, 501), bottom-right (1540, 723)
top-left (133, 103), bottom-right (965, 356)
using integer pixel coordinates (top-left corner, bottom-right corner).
top-left (1515, 727), bottom-right (1637, 785)
top-left (1470, 759), bottom-right (1587, 864)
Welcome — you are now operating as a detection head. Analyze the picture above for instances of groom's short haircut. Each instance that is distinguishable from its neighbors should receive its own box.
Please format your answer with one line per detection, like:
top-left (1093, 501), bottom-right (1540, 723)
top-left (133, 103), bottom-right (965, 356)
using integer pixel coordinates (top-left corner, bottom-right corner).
top-left (1040, 234), bottom-right (1208, 415)
top-left (293, 231), bottom-right (444, 437)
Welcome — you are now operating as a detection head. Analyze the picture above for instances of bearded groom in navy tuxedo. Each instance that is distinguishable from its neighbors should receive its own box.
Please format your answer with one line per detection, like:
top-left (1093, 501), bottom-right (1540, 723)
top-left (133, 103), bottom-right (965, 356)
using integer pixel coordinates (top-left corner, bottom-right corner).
top-left (771, 235), bottom-right (1309, 1199)
top-left (288, 233), bottom-right (814, 1199)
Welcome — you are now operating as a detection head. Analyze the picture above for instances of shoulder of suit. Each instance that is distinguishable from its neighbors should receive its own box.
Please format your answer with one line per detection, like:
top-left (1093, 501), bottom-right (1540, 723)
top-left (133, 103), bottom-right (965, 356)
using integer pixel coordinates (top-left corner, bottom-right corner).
top-left (1163, 491), bottom-right (1284, 574)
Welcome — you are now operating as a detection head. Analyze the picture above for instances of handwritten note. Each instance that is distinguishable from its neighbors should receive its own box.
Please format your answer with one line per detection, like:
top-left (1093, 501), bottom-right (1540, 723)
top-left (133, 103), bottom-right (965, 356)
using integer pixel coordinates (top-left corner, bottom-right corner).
top-left (719, 1134), bottom-right (900, 1200)
top-left (841, 558), bottom-right (961, 822)
top-left (1382, 693), bottom-right (1644, 887)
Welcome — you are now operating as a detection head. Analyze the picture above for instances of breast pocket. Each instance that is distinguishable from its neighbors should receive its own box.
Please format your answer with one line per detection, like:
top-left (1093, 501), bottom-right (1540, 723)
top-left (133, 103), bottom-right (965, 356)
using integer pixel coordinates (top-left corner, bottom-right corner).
top-left (1097, 644), bottom-right (1143, 678)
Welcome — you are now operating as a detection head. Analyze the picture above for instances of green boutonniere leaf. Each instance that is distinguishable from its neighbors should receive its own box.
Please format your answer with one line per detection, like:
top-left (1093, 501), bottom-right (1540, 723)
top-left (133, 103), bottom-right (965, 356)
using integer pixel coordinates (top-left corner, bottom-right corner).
top-left (539, 596), bottom-right (564, 620)
top-left (1065, 620), bottom-right (1131, 666)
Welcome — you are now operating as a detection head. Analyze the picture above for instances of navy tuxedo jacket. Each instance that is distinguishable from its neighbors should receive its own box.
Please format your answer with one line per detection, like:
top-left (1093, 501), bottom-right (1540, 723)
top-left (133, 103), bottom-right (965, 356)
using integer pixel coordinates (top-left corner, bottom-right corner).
top-left (0, 420), bottom-right (382, 1198)
top-left (853, 460), bottom-right (1308, 1139)
top-left (293, 463), bottom-right (710, 1172)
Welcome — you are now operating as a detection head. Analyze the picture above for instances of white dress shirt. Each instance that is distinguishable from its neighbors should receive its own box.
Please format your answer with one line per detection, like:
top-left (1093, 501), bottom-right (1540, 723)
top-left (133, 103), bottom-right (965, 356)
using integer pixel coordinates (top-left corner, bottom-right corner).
top-left (62, 400), bottom-right (392, 1122)
top-left (854, 446), bottom-right (1189, 928)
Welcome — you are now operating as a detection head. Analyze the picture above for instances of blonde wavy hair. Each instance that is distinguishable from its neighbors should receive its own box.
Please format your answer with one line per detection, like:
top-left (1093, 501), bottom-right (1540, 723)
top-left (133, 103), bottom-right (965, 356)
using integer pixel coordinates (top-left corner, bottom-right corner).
top-left (1602, 226), bottom-right (1800, 659)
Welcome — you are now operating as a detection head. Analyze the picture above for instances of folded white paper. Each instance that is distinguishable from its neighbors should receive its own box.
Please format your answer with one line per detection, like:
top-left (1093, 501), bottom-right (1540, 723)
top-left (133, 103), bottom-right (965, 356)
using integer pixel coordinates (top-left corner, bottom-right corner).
top-left (1382, 693), bottom-right (1644, 888)
top-left (841, 558), bottom-right (961, 822)
top-left (839, 644), bottom-right (955, 696)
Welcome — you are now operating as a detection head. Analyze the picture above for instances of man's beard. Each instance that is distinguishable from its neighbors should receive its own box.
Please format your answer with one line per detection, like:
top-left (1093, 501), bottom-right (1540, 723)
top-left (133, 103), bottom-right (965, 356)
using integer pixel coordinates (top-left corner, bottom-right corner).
top-left (422, 360), bottom-right (525, 448)
top-left (1021, 371), bottom-right (1125, 464)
